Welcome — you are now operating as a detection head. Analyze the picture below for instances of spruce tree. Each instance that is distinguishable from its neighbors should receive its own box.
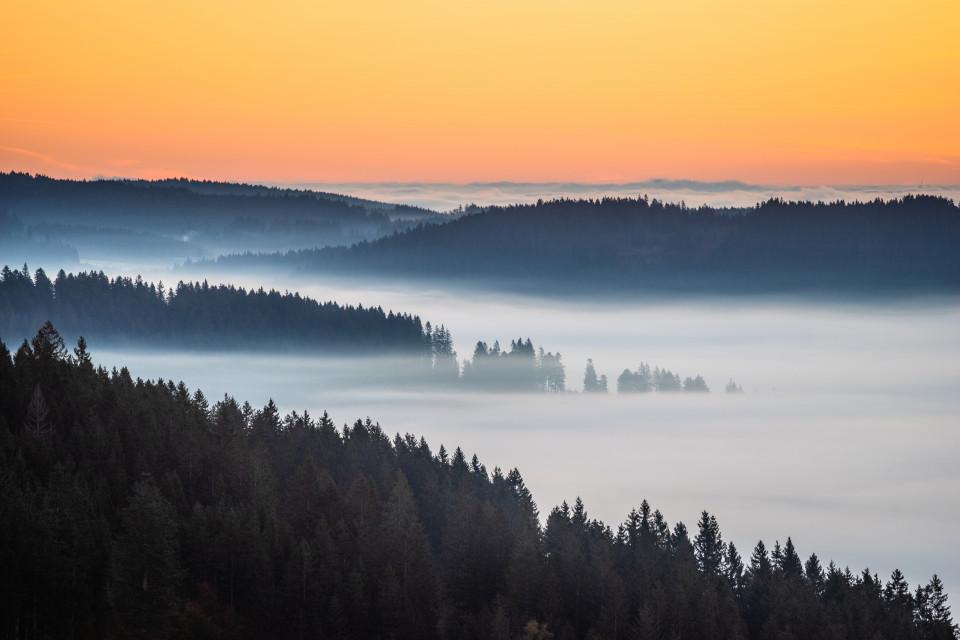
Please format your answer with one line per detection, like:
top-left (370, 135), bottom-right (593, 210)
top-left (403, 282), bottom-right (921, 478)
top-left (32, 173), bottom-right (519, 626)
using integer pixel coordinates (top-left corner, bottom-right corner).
top-left (694, 511), bottom-right (725, 575)
top-left (583, 359), bottom-right (599, 392)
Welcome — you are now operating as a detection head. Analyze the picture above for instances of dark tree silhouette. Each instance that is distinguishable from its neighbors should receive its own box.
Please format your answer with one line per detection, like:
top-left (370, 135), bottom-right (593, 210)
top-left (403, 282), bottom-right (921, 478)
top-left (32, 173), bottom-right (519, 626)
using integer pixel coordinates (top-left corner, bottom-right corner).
top-left (0, 323), bottom-right (954, 640)
top-left (23, 383), bottom-right (53, 438)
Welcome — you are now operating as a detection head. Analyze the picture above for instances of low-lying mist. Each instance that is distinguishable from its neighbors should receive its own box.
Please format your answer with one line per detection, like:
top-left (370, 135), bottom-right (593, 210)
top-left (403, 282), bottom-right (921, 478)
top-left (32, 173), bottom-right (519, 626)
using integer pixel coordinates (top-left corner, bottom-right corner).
top-left (86, 285), bottom-right (960, 598)
top-left (278, 180), bottom-right (960, 212)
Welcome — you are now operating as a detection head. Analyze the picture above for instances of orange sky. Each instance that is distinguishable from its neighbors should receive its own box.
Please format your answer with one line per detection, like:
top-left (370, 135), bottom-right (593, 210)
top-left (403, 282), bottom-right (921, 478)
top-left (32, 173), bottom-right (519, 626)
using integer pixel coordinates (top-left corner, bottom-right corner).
top-left (2, 0), bottom-right (958, 185)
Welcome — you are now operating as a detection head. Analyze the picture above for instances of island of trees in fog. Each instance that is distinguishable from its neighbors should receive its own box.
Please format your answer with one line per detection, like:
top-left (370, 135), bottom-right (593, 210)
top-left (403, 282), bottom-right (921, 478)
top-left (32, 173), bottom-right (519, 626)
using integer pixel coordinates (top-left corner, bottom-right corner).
top-left (0, 323), bottom-right (955, 639)
top-left (207, 194), bottom-right (960, 296)
top-left (3, 267), bottom-right (723, 394)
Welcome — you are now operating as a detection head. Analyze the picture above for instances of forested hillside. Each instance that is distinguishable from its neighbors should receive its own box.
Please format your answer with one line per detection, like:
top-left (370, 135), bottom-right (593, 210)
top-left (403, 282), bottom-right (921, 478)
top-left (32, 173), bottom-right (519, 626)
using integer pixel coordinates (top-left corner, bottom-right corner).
top-left (0, 324), bottom-right (955, 639)
top-left (209, 195), bottom-right (960, 295)
top-left (0, 265), bottom-right (426, 353)
top-left (3, 266), bottom-right (731, 393)
top-left (0, 173), bottom-right (442, 264)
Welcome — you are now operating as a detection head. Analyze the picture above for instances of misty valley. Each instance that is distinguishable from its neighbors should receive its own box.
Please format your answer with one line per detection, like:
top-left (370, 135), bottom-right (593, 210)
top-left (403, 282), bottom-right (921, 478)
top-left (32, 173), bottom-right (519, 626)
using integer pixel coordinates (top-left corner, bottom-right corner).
top-left (1, 174), bottom-right (958, 639)
top-left (1, 266), bottom-right (735, 396)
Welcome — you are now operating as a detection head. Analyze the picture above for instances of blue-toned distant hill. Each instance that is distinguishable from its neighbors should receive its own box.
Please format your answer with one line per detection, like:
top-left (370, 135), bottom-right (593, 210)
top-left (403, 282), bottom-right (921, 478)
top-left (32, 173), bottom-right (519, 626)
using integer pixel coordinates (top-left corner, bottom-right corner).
top-left (208, 194), bottom-right (960, 296)
top-left (0, 172), bottom-right (443, 267)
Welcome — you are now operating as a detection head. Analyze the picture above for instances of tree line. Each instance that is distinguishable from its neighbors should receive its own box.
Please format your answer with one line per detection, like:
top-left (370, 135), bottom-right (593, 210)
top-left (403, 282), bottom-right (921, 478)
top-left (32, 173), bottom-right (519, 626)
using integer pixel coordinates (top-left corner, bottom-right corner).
top-left (208, 194), bottom-right (960, 295)
top-left (0, 265), bottom-right (427, 353)
top-left (616, 362), bottom-right (710, 393)
top-left (0, 172), bottom-right (439, 234)
top-left (0, 173), bottom-right (442, 265)
top-left (421, 338), bottom-right (724, 395)
top-left (6, 266), bottom-right (727, 394)
top-left (421, 330), bottom-right (567, 392)
top-left (0, 323), bottom-right (955, 639)
top-left (459, 338), bottom-right (567, 393)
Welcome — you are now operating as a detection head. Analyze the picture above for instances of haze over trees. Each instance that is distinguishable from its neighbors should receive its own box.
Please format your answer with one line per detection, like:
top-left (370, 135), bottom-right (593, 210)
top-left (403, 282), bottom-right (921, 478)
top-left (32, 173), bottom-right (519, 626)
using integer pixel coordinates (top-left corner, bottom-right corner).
top-left (7, 173), bottom-right (957, 298)
top-left (459, 338), bottom-right (566, 392)
top-left (0, 265), bottom-right (427, 353)
top-left (726, 378), bottom-right (745, 393)
top-left (582, 359), bottom-right (608, 393)
top-left (2, 176), bottom-right (956, 639)
top-left (0, 323), bottom-right (955, 639)
top-left (616, 362), bottom-right (710, 393)
top-left (6, 266), bottom-right (739, 394)
top-left (208, 194), bottom-right (960, 296)
top-left (0, 173), bottom-right (442, 266)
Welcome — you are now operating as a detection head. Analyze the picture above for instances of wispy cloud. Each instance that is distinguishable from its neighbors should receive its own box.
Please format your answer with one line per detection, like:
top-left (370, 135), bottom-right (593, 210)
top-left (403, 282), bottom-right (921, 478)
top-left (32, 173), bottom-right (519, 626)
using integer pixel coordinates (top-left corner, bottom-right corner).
top-left (0, 145), bottom-right (88, 174)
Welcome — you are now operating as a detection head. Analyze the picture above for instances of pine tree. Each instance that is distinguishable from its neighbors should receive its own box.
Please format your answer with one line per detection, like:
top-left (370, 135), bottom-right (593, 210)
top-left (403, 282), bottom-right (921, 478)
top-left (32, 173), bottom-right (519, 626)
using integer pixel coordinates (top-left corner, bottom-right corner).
top-left (73, 336), bottom-right (92, 369)
top-left (780, 537), bottom-right (803, 578)
top-left (671, 522), bottom-right (694, 561)
top-left (726, 541), bottom-right (744, 592)
top-left (683, 375), bottom-right (710, 392)
top-left (31, 320), bottom-right (67, 363)
top-left (884, 568), bottom-right (912, 610)
top-left (749, 540), bottom-right (770, 575)
top-left (917, 575), bottom-right (959, 639)
top-left (24, 383), bottom-right (54, 438)
top-left (694, 511), bottom-right (725, 575)
top-left (771, 540), bottom-right (783, 570)
top-left (115, 476), bottom-right (183, 639)
top-left (805, 553), bottom-right (825, 596)
top-left (380, 471), bottom-right (436, 637)
top-left (883, 568), bottom-right (916, 638)
top-left (583, 359), bottom-right (599, 392)
top-left (725, 378), bottom-right (744, 393)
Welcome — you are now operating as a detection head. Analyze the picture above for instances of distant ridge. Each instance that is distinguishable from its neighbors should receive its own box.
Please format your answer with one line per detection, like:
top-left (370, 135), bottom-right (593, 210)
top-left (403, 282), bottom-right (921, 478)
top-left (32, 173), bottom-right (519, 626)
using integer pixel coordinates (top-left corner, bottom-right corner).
top-left (0, 172), bottom-right (445, 266)
top-left (205, 194), bottom-right (960, 297)
top-left (275, 180), bottom-right (960, 211)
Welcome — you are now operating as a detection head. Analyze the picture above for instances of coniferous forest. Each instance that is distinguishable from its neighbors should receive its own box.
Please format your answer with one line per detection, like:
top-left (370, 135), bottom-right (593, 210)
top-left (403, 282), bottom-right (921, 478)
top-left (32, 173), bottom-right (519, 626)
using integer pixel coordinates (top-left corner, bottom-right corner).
top-left (0, 172), bottom-right (440, 264)
top-left (2, 266), bottom-right (734, 395)
top-left (0, 265), bottom-right (426, 353)
top-left (1, 176), bottom-right (957, 639)
top-left (0, 323), bottom-right (956, 640)
top-left (7, 0), bottom-right (960, 635)
top-left (6, 174), bottom-right (958, 297)
top-left (4, 0), bottom-right (959, 629)
top-left (207, 194), bottom-right (960, 295)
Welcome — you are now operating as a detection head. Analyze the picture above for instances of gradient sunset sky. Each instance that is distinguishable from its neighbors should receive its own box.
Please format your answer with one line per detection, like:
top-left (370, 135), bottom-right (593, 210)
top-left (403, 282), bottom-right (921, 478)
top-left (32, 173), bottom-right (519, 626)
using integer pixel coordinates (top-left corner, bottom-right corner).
top-left (2, 0), bottom-right (958, 185)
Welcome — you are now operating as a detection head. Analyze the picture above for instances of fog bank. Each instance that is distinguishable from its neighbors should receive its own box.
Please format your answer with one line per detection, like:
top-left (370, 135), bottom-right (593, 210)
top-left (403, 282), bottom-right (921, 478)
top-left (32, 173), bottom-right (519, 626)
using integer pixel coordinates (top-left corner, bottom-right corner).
top-left (89, 294), bottom-right (960, 599)
top-left (276, 180), bottom-right (960, 212)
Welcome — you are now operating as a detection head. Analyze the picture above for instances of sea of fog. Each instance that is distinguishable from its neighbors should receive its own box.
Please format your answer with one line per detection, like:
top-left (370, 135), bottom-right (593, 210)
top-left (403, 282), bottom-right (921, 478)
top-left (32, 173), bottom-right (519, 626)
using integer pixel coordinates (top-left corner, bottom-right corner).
top-left (274, 180), bottom-right (960, 212)
top-left (84, 273), bottom-right (960, 599)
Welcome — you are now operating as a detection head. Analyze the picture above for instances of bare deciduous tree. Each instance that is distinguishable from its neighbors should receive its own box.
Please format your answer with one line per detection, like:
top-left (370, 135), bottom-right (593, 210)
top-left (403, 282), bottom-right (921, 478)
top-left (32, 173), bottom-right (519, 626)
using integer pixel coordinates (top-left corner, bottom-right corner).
top-left (24, 383), bottom-right (54, 438)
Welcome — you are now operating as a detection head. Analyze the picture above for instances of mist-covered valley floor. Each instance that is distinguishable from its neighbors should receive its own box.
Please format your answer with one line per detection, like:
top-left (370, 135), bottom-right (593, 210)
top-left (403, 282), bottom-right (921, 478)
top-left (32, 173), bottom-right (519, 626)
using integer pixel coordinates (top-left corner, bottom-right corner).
top-left (3, 178), bottom-right (959, 631)
top-left (71, 273), bottom-right (960, 599)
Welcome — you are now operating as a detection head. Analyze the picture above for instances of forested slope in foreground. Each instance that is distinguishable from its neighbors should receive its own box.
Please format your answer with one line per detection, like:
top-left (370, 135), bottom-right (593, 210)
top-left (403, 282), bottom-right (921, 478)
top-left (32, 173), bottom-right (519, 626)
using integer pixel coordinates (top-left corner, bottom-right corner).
top-left (0, 323), bottom-right (956, 640)
top-left (209, 194), bottom-right (960, 296)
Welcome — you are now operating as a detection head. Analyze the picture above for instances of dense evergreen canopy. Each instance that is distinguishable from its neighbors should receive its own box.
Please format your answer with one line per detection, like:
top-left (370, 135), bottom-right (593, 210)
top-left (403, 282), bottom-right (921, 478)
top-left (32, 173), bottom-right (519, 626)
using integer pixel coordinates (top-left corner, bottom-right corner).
top-left (210, 194), bottom-right (960, 295)
top-left (0, 173), bottom-right (441, 264)
top-left (0, 266), bottom-right (426, 353)
top-left (0, 172), bottom-right (438, 233)
top-left (0, 324), bottom-right (955, 639)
